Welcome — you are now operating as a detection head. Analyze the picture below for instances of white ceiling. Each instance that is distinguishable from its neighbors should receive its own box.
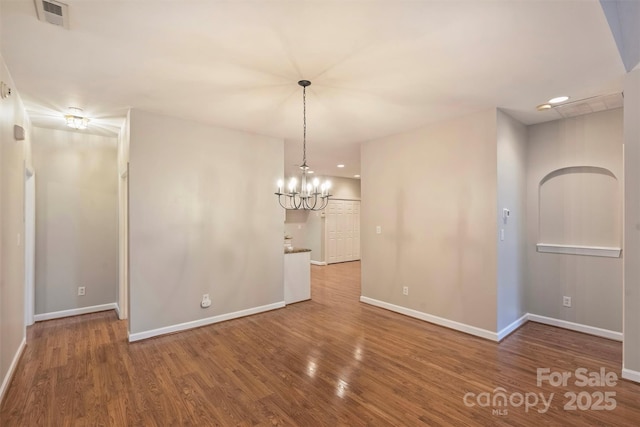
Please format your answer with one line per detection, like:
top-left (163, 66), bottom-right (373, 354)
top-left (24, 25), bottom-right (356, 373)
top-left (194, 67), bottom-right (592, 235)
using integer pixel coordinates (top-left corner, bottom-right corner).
top-left (0, 0), bottom-right (625, 179)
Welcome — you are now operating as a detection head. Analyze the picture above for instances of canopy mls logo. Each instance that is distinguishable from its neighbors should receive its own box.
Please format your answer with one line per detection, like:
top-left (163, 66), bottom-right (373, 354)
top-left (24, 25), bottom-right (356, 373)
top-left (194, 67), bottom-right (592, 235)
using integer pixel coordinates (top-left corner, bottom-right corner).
top-left (463, 367), bottom-right (618, 416)
top-left (463, 388), bottom-right (553, 416)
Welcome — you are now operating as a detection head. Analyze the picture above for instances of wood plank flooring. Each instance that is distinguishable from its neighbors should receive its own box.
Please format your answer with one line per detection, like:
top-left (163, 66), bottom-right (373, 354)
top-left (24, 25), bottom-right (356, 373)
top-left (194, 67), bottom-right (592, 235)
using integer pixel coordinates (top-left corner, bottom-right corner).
top-left (2, 261), bottom-right (640, 426)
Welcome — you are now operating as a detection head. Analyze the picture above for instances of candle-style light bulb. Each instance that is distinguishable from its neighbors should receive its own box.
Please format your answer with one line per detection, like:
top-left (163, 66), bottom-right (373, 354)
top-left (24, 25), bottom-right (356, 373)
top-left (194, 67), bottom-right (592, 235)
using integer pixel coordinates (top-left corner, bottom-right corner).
top-left (277, 179), bottom-right (283, 193)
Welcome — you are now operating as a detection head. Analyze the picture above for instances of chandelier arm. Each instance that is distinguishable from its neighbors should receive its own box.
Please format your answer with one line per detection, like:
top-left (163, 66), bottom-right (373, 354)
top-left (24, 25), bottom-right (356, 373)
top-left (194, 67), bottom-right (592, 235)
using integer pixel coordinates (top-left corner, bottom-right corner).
top-left (309, 194), bottom-right (319, 211)
top-left (316, 197), bottom-right (325, 211)
top-left (303, 197), bottom-right (312, 210)
top-left (277, 194), bottom-right (288, 209)
top-left (291, 193), bottom-right (302, 210)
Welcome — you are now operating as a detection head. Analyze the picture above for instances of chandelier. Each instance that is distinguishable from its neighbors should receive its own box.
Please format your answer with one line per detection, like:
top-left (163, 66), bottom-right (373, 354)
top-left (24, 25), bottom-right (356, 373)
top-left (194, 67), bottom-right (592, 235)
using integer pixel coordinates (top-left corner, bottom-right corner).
top-left (276, 80), bottom-right (331, 210)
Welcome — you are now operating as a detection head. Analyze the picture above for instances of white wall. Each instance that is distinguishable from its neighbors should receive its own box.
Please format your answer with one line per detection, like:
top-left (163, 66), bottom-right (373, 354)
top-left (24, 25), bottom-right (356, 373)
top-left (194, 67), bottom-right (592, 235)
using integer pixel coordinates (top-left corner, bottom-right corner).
top-left (0, 56), bottom-right (31, 402)
top-left (128, 109), bottom-right (284, 337)
top-left (31, 127), bottom-right (118, 315)
top-left (496, 110), bottom-right (527, 331)
top-left (526, 109), bottom-right (623, 332)
top-left (623, 69), bottom-right (640, 378)
top-left (361, 109), bottom-right (498, 333)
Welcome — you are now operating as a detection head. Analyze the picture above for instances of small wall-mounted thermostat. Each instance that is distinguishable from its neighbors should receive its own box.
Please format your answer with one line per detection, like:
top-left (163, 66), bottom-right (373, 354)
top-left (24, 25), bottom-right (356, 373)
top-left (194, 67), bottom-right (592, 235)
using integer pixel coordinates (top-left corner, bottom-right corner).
top-left (503, 208), bottom-right (510, 223)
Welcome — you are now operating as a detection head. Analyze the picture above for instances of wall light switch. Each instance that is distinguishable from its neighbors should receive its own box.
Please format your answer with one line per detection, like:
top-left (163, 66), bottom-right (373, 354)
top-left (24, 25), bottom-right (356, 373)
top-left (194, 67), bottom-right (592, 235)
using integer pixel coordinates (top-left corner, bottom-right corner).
top-left (376, 226), bottom-right (381, 234)
top-left (500, 229), bottom-right (505, 241)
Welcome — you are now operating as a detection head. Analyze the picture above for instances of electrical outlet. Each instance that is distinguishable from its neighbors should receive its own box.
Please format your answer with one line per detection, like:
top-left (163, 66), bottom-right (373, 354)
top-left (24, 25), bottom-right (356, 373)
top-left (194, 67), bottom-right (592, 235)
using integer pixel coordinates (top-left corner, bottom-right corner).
top-left (563, 296), bottom-right (571, 307)
top-left (78, 286), bottom-right (85, 296)
top-left (376, 226), bottom-right (382, 234)
top-left (201, 294), bottom-right (211, 308)
top-left (402, 286), bottom-right (409, 296)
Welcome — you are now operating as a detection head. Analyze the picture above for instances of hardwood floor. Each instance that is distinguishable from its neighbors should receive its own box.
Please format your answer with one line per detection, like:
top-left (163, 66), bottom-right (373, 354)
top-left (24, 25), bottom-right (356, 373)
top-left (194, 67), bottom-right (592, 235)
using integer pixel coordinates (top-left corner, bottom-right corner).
top-left (2, 261), bottom-right (639, 426)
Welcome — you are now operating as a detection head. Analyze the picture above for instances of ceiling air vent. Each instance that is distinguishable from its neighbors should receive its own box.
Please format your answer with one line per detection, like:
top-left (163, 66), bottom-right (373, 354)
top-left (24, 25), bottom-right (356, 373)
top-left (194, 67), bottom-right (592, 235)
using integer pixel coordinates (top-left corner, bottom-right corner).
top-left (34, 0), bottom-right (69, 29)
top-left (553, 93), bottom-right (623, 119)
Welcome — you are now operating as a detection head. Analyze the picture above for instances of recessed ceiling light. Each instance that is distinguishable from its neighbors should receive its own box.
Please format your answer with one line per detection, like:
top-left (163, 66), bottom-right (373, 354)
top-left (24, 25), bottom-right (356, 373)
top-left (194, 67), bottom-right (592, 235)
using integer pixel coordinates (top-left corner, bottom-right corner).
top-left (337, 164), bottom-right (345, 168)
top-left (308, 170), bottom-right (314, 174)
top-left (354, 174), bottom-right (360, 178)
top-left (548, 96), bottom-right (569, 104)
top-left (536, 103), bottom-right (552, 111)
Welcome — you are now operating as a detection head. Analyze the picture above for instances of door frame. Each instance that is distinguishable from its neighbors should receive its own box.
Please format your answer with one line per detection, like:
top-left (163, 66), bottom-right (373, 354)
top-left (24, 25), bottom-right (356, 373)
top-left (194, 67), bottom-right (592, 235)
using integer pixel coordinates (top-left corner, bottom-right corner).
top-left (118, 165), bottom-right (129, 320)
top-left (24, 166), bottom-right (35, 327)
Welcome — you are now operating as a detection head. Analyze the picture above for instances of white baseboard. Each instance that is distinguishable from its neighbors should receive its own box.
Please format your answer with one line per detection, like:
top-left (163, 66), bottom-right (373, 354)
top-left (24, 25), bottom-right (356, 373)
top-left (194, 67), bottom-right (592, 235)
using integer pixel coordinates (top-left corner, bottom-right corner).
top-left (360, 296), bottom-right (499, 341)
top-left (129, 301), bottom-right (286, 342)
top-left (526, 314), bottom-right (623, 341)
top-left (497, 313), bottom-right (529, 341)
top-left (310, 260), bottom-right (327, 266)
top-left (34, 303), bottom-right (117, 322)
top-left (0, 337), bottom-right (26, 405)
top-left (358, 297), bottom-right (624, 344)
top-left (622, 368), bottom-right (640, 384)
top-left (114, 303), bottom-right (121, 318)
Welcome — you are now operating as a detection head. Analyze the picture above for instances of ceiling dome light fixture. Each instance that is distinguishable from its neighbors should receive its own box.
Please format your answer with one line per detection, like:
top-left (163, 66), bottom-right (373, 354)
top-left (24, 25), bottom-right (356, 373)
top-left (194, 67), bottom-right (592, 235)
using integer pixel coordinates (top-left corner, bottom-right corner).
top-left (65, 107), bottom-right (89, 130)
top-left (276, 80), bottom-right (331, 210)
top-left (548, 96), bottom-right (569, 104)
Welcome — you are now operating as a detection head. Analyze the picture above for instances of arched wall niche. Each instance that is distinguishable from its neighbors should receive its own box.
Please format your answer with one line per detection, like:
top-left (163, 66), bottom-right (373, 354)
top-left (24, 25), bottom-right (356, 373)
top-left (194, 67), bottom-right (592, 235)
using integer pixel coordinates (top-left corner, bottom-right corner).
top-left (537, 166), bottom-right (621, 257)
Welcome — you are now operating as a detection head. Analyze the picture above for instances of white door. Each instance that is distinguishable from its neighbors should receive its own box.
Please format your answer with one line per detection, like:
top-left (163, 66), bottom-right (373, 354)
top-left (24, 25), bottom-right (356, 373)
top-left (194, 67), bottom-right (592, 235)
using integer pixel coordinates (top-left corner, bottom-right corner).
top-left (24, 168), bottom-right (36, 326)
top-left (325, 200), bottom-right (360, 264)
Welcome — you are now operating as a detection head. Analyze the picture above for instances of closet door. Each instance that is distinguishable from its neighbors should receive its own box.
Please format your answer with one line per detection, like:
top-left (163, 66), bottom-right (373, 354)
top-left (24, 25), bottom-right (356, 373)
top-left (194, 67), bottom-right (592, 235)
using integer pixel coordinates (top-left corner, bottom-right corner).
top-left (325, 200), bottom-right (360, 264)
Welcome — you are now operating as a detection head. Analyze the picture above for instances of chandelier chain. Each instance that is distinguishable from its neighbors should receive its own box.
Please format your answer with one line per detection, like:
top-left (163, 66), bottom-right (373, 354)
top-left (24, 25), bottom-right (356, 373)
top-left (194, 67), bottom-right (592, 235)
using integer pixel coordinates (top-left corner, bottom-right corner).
top-left (302, 85), bottom-right (307, 166)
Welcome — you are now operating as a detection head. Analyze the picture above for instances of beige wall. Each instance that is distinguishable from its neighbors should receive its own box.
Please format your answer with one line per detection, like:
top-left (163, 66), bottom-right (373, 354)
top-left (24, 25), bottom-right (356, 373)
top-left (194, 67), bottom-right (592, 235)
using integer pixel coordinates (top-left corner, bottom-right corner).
top-left (0, 56), bottom-right (31, 401)
top-left (496, 110), bottom-right (527, 330)
top-left (361, 109), bottom-right (498, 332)
top-left (329, 176), bottom-right (361, 201)
top-left (526, 109), bottom-right (623, 332)
top-left (305, 210), bottom-right (324, 262)
top-left (624, 69), bottom-right (640, 374)
top-left (284, 209), bottom-right (309, 249)
top-left (128, 109), bottom-right (284, 335)
top-left (31, 127), bottom-right (118, 315)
